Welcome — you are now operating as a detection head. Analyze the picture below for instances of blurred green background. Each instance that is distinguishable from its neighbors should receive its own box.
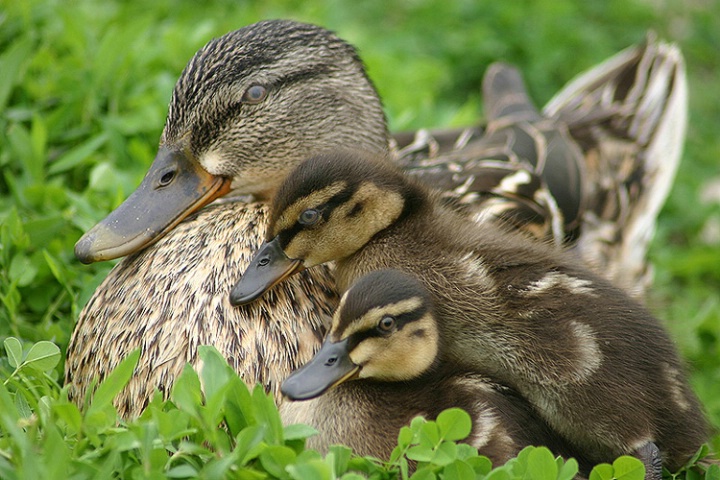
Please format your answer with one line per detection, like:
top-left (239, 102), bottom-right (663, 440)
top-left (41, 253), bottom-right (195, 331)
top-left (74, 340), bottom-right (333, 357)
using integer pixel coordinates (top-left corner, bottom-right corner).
top-left (1, 0), bottom-right (719, 446)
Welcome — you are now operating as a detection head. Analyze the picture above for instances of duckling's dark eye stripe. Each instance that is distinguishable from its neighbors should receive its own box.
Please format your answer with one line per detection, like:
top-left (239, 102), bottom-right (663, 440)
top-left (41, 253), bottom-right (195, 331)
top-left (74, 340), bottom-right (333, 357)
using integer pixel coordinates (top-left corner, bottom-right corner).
top-left (343, 308), bottom-right (427, 350)
top-left (277, 187), bottom-right (356, 246)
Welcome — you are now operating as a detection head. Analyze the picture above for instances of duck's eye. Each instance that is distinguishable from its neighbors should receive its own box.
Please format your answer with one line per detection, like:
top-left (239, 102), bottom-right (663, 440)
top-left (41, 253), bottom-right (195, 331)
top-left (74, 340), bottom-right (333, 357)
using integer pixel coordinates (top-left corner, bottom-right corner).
top-left (378, 316), bottom-right (395, 332)
top-left (242, 84), bottom-right (267, 104)
top-left (158, 169), bottom-right (176, 187)
top-left (299, 209), bottom-right (321, 226)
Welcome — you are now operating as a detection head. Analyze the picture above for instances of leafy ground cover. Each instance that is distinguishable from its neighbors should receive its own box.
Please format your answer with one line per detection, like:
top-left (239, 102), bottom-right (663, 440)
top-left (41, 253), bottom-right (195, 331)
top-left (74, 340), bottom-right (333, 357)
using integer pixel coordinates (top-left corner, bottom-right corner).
top-left (1, 0), bottom-right (719, 477)
top-left (1, 341), bottom-right (700, 479)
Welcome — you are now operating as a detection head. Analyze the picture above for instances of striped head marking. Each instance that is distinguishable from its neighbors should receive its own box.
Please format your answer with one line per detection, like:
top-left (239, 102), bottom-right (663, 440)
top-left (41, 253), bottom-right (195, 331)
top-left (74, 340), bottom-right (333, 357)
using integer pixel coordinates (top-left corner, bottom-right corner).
top-left (282, 269), bottom-right (440, 400)
top-left (268, 151), bottom-right (408, 268)
top-left (331, 269), bottom-right (440, 381)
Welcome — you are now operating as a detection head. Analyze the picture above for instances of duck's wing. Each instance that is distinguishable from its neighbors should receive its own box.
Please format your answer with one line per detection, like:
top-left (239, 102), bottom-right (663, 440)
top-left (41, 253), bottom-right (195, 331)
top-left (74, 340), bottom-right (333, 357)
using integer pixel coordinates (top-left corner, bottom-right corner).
top-left (544, 33), bottom-right (686, 296)
top-left (393, 34), bottom-right (686, 297)
top-left (395, 63), bottom-right (584, 248)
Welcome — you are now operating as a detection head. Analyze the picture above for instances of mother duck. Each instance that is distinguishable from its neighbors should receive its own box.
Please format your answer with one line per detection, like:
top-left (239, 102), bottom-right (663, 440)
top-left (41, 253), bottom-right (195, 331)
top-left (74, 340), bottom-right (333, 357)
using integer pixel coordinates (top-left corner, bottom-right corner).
top-left (66, 20), bottom-right (687, 418)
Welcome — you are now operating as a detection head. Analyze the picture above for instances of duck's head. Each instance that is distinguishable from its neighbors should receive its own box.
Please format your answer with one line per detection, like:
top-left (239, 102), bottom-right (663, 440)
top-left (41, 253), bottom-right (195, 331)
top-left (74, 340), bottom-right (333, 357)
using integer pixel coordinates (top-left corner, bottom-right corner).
top-left (281, 269), bottom-right (439, 400)
top-left (75, 20), bottom-right (389, 263)
top-left (230, 150), bottom-right (422, 305)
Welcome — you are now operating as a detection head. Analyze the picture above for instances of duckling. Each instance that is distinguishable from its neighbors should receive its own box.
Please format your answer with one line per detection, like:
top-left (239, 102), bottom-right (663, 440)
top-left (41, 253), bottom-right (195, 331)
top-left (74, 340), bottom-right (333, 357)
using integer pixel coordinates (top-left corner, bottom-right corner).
top-left (66, 20), bottom-right (687, 417)
top-left (231, 150), bottom-right (708, 471)
top-left (279, 269), bottom-right (581, 469)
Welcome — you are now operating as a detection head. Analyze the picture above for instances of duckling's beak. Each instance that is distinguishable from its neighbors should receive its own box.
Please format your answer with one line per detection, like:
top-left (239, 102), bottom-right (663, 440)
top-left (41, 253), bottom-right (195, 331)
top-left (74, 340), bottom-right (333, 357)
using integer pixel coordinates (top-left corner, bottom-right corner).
top-left (229, 237), bottom-right (304, 306)
top-left (281, 338), bottom-right (360, 401)
top-left (74, 146), bottom-right (232, 264)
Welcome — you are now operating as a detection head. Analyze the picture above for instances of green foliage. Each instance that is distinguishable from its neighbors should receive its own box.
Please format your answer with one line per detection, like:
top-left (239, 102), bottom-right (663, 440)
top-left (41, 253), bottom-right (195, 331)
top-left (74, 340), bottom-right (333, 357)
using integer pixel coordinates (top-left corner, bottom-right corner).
top-left (2, 340), bottom-right (718, 479)
top-left (589, 457), bottom-right (647, 480)
top-left (0, 342), bottom-right (323, 478)
top-left (390, 409), bottom-right (491, 477)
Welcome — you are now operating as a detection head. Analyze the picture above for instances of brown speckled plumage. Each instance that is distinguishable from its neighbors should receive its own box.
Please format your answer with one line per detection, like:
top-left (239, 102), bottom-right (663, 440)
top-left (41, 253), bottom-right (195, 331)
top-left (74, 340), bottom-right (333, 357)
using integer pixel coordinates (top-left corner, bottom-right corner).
top-left (66, 202), bottom-right (336, 416)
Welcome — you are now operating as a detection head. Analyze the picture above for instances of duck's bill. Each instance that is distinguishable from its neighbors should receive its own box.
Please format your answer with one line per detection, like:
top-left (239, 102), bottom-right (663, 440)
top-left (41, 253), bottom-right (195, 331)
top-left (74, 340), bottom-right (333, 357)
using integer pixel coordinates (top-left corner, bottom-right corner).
top-left (74, 147), bottom-right (231, 264)
top-left (229, 237), bottom-right (304, 306)
top-left (281, 338), bottom-right (360, 401)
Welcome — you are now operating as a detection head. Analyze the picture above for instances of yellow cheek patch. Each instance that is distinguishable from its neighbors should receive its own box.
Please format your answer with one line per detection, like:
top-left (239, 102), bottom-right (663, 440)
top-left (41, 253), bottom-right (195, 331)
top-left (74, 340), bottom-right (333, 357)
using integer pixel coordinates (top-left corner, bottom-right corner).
top-left (351, 312), bottom-right (439, 381)
top-left (336, 182), bottom-right (405, 237)
top-left (283, 181), bottom-right (405, 267)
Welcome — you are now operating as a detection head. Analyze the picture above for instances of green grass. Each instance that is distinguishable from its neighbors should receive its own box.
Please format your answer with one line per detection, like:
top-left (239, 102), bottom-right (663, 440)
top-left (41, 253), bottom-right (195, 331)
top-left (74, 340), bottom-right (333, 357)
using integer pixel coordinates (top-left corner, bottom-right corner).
top-left (1, 0), bottom-right (719, 474)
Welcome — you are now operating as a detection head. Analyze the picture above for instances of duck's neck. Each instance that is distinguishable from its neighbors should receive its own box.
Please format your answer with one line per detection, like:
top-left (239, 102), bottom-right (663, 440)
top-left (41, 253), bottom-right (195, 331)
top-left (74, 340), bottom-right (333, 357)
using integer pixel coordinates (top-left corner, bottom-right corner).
top-left (397, 178), bottom-right (432, 221)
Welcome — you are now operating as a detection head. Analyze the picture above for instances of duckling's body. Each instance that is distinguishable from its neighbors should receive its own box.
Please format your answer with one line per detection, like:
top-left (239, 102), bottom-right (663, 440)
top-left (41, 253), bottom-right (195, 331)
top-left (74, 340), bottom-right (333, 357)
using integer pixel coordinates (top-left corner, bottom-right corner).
top-left (282, 369), bottom-right (569, 465)
top-left (280, 269), bottom-right (578, 468)
top-left (67, 19), bottom-right (688, 422)
top-left (234, 151), bottom-right (708, 470)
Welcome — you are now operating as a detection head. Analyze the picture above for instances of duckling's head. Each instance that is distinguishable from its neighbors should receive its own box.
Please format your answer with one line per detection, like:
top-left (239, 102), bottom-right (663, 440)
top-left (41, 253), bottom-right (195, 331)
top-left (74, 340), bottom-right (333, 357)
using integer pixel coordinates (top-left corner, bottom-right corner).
top-left (230, 150), bottom-right (423, 305)
top-left (75, 20), bottom-right (389, 263)
top-left (281, 269), bottom-right (440, 400)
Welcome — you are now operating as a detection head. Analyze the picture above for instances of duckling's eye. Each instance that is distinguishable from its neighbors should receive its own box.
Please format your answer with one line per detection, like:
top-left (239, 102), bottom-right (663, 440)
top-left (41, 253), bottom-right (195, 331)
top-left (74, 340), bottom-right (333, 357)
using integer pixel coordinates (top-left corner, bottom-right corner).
top-left (299, 209), bottom-right (321, 226)
top-left (378, 316), bottom-right (395, 332)
top-left (242, 85), bottom-right (268, 104)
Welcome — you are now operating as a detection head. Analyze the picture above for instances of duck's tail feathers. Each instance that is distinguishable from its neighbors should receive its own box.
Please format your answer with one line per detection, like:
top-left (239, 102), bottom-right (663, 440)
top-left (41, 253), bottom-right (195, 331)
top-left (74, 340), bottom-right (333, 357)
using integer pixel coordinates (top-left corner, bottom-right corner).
top-left (545, 33), bottom-right (687, 297)
top-left (483, 62), bottom-right (543, 124)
